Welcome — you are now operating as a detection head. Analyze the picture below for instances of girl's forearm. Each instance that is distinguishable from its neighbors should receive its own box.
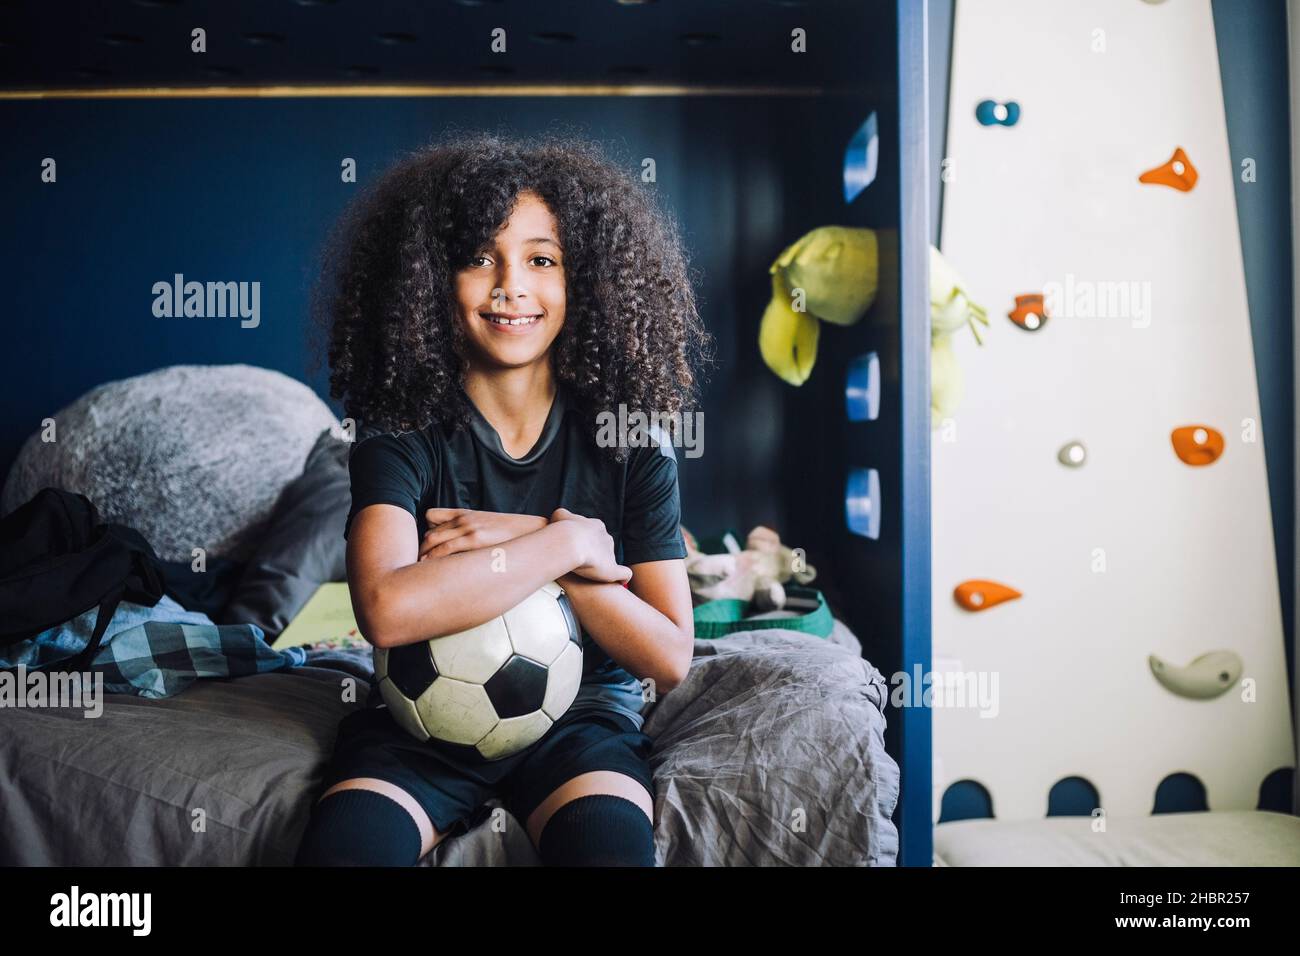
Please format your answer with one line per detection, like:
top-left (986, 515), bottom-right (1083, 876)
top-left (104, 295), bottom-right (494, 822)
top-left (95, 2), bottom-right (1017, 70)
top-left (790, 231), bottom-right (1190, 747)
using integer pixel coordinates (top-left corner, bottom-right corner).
top-left (556, 573), bottom-right (692, 694)
top-left (372, 522), bottom-right (581, 648)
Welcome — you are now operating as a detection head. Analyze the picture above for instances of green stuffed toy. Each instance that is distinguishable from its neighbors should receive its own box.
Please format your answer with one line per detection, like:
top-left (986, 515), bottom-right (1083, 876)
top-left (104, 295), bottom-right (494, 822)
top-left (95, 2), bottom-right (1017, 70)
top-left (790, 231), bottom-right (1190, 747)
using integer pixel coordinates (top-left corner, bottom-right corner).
top-left (758, 230), bottom-right (987, 425)
top-left (929, 245), bottom-right (988, 427)
top-left (759, 227), bottom-right (879, 386)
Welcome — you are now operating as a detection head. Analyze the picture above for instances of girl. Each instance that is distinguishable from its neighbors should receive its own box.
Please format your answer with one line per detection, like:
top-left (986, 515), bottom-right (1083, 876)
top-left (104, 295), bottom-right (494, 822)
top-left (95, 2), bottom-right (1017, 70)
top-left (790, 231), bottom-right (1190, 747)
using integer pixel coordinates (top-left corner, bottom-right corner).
top-left (296, 131), bottom-right (713, 866)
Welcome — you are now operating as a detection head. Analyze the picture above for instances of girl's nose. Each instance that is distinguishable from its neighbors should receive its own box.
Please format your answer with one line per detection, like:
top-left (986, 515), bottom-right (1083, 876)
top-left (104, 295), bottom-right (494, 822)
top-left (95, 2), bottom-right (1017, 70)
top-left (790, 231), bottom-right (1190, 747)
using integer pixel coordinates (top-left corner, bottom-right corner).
top-left (490, 286), bottom-right (529, 311)
top-left (491, 271), bottom-right (530, 305)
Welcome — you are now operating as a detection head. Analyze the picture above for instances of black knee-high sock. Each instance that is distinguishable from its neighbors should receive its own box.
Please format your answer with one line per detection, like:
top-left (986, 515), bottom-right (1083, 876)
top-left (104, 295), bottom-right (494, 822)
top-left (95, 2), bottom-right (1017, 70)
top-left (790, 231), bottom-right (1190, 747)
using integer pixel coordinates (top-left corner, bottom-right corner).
top-left (293, 789), bottom-right (422, 867)
top-left (536, 794), bottom-right (655, 867)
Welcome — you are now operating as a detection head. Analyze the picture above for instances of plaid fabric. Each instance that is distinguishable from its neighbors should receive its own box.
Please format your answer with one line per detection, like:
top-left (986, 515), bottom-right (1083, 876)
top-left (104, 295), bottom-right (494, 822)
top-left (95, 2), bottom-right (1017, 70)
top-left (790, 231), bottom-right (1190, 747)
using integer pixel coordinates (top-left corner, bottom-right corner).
top-left (1, 594), bottom-right (305, 699)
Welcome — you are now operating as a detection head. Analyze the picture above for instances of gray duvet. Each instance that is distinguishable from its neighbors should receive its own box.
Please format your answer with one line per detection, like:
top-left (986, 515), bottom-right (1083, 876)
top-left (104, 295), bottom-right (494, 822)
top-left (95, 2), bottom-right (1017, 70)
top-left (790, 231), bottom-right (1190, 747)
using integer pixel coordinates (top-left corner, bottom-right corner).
top-left (0, 622), bottom-right (898, 866)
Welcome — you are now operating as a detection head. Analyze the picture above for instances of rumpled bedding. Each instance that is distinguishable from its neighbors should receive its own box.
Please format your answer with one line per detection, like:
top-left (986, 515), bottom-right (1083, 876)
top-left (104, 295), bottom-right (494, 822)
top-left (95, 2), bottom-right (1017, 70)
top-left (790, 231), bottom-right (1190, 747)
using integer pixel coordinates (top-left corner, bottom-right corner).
top-left (0, 594), bottom-right (304, 698)
top-left (423, 621), bottom-right (899, 866)
top-left (0, 621), bottom-right (898, 866)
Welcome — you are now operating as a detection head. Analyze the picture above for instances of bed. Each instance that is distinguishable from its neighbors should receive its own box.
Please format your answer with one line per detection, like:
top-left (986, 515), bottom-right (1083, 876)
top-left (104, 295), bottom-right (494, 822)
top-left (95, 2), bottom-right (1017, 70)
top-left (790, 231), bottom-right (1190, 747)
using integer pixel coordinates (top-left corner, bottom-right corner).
top-left (0, 364), bottom-right (899, 867)
top-left (0, 623), bottom-right (898, 867)
top-left (934, 811), bottom-right (1300, 867)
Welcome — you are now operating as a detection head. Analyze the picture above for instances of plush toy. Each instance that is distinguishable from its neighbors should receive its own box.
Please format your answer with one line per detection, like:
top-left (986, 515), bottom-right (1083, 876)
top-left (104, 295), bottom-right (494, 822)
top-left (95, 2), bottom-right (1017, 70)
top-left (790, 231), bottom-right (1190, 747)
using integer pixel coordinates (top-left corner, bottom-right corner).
top-left (680, 525), bottom-right (818, 611)
top-left (760, 227), bottom-right (879, 386)
top-left (759, 231), bottom-right (987, 424)
top-left (929, 245), bottom-right (988, 427)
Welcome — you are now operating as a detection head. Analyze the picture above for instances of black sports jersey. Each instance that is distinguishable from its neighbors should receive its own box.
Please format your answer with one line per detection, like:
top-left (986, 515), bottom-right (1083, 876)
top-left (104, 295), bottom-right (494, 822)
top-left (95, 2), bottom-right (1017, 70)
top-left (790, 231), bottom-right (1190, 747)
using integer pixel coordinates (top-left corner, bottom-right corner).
top-left (343, 382), bottom-right (687, 730)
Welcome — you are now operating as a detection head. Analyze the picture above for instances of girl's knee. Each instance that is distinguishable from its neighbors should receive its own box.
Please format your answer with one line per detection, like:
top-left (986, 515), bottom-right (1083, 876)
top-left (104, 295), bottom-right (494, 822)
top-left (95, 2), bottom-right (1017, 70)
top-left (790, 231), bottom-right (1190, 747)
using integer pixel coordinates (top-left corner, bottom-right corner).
top-left (526, 769), bottom-right (652, 845)
top-left (535, 793), bottom-right (656, 867)
top-left (296, 779), bottom-right (441, 865)
top-left (319, 777), bottom-right (441, 857)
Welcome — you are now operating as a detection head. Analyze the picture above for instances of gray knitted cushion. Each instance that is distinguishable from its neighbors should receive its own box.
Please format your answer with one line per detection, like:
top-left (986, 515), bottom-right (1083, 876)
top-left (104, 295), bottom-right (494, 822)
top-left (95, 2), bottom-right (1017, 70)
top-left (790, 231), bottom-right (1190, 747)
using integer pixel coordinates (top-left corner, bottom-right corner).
top-left (0, 364), bottom-right (340, 563)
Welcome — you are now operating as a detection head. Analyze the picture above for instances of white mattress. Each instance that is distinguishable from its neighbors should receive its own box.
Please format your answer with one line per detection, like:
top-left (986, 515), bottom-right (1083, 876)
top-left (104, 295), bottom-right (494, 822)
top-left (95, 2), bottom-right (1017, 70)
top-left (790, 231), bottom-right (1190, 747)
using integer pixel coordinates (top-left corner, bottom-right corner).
top-left (934, 811), bottom-right (1300, 866)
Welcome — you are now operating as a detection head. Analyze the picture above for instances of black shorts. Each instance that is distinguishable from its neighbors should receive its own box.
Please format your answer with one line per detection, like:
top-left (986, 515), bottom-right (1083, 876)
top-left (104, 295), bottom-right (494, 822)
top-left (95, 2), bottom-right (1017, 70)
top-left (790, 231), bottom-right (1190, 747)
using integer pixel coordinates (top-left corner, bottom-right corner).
top-left (318, 704), bottom-right (656, 838)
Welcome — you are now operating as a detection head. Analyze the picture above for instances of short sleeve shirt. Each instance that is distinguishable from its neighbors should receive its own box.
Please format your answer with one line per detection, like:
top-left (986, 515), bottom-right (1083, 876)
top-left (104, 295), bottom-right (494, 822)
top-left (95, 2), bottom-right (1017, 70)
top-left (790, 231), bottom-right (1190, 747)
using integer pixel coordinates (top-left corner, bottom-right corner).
top-left (343, 383), bottom-right (687, 731)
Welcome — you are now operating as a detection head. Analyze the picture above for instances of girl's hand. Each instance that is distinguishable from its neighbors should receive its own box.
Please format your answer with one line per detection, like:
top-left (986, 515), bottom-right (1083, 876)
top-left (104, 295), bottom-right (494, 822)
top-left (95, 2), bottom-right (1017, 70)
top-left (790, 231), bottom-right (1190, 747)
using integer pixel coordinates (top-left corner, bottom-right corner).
top-left (549, 507), bottom-right (632, 585)
top-left (418, 508), bottom-right (548, 561)
top-left (557, 570), bottom-right (629, 592)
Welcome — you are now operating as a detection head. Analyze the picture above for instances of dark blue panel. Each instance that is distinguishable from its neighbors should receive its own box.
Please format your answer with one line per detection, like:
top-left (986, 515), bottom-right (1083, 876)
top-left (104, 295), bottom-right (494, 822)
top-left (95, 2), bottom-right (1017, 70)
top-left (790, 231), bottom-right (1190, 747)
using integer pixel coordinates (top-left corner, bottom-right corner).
top-left (1258, 767), bottom-right (1294, 813)
top-left (1153, 773), bottom-right (1209, 814)
top-left (1047, 776), bottom-right (1100, 817)
top-left (938, 779), bottom-right (992, 823)
top-left (896, 0), bottom-right (932, 867)
top-left (1212, 0), bottom-right (1295, 728)
top-left (0, 0), bottom-right (900, 92)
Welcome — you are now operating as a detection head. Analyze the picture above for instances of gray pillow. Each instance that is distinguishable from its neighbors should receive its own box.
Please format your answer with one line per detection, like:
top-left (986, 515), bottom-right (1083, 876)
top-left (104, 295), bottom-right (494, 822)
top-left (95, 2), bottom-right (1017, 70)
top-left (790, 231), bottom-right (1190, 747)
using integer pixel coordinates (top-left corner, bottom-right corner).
top-left (0, 364), bottom-right (338, 563)
top-left (218, 428), bottom-right (351, 642)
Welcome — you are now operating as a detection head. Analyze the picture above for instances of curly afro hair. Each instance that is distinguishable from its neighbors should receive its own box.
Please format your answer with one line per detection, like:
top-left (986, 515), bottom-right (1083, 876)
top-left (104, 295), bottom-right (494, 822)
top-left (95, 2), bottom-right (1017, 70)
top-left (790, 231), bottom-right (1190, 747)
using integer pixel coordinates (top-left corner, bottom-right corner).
top-left (308, 129), bottom-right (715, 464)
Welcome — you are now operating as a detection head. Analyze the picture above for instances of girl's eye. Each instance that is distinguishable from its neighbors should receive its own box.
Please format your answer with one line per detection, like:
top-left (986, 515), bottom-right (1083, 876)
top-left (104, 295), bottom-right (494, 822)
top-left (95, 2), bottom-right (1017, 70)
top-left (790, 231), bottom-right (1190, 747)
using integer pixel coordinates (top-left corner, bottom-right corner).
top-left (465, 254), bottom-right (559, 269)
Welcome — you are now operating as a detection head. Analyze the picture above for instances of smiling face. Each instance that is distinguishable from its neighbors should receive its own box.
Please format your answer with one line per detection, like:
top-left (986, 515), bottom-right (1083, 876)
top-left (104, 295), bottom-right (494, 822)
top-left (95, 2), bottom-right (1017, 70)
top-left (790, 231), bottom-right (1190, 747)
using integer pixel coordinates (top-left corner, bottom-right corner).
top-left (454, 190), bottom-right (567, 373)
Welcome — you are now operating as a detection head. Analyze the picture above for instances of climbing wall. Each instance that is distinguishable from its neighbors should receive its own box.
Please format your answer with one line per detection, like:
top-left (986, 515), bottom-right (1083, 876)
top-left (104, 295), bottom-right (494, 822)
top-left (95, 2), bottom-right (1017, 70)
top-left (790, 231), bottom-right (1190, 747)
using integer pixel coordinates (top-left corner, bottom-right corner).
top-left (933, 0), bottom-right (1295, 822)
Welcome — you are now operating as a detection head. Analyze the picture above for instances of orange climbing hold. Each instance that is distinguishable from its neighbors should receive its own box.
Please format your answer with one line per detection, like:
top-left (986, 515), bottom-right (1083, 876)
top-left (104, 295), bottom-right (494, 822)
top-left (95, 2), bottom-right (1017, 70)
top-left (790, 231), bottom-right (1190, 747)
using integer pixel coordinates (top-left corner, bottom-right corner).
top-left (1008, 293), bottom-right (1047, 331)
top-left (1139, 146), bottom-right (1198, 192)
top-left (1170, 425), bottom-right (1224, 466)
top-left (954, 580), bottom-right (1022, 612)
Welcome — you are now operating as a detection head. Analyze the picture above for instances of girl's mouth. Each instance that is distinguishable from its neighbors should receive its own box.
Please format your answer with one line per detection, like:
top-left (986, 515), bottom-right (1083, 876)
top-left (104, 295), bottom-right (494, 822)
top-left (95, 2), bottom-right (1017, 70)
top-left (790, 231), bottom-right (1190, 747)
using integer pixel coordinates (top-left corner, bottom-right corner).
top-left (480, 311), bottom-right (543, 333)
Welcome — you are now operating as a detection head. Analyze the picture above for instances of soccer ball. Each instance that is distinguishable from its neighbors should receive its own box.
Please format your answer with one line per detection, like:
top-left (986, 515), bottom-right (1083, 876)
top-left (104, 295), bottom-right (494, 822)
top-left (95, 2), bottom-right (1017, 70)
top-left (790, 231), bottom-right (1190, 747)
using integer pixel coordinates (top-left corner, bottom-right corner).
top-left (374, 580), bottom-right (584, 760)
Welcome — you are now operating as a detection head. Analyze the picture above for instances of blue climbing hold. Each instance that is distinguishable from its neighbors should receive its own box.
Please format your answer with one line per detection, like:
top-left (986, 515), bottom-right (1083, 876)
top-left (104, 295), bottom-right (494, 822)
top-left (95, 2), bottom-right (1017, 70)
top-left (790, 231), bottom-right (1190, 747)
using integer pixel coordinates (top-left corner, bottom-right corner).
top-left (975, 99), bottom-right (1020, 127)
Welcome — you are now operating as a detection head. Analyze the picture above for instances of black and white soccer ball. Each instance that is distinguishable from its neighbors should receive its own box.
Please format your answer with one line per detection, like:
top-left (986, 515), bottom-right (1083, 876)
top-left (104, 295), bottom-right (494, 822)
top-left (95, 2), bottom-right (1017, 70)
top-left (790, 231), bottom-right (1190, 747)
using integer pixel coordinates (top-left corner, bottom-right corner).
top-left (374, 581), bottom-right (584, 760)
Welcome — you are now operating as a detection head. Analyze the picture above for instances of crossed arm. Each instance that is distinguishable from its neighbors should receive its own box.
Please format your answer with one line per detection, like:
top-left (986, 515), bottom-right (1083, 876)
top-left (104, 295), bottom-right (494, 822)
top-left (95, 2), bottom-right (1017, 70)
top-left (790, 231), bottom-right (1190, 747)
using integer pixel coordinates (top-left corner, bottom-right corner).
top-left (422, 508), bottom-right (694, 694)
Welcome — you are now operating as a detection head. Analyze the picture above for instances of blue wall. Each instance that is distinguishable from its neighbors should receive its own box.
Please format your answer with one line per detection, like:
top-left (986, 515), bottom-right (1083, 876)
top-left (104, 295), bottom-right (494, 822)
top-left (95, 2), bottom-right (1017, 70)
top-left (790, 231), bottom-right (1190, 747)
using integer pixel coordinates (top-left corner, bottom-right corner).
top-left (0, 99), bottom-right (791, 527)
top-left (1213, 0), bottom-right (1296, 692)
top-left (1, 93), bottom-right (905, 632)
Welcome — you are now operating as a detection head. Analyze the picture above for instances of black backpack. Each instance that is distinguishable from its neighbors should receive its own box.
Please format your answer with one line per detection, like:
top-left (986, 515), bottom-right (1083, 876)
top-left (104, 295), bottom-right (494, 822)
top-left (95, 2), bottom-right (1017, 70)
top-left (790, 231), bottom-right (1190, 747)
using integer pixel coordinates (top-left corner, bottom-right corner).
top-left (0, 487), bottom-right (165, 674)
